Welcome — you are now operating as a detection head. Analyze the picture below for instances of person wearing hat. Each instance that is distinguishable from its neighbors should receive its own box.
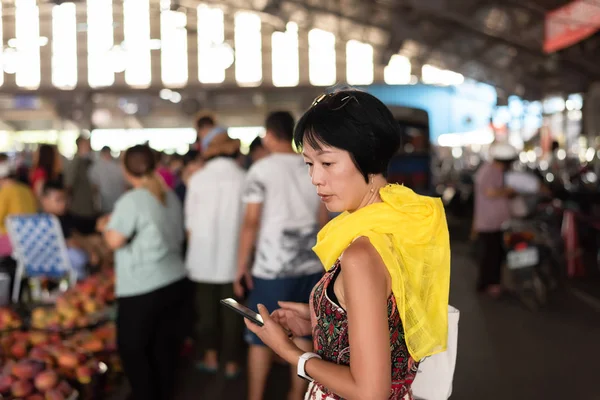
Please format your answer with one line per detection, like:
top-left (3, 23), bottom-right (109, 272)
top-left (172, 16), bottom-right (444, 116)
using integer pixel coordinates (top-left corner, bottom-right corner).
top-left (184, 127), bottom-right (246, 378)
top-left (193, 113), bottom-right (217, 152)
top-left (472, 142), bottom-right (518, 297)
top-left (0, 154), bottom-right (37, 257)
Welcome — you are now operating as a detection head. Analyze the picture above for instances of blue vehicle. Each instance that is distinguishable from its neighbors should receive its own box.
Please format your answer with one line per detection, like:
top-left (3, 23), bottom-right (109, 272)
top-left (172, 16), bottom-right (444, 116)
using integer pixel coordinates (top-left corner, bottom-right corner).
top-left (386, 106), bottom-right (433, 195)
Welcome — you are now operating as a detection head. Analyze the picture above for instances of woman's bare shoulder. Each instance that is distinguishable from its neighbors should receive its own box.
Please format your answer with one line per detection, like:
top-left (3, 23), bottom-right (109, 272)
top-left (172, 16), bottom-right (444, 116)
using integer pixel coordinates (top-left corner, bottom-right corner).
top-left (340, 237), bottom-right (388, 279)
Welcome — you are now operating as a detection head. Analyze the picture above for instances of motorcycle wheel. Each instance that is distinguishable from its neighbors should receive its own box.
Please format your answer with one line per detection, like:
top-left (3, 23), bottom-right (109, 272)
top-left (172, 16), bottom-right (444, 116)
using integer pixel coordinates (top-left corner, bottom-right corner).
top-left (515, 267), bottom-right (548, 312)
top-left (532, 269), bottom-right (548, 307)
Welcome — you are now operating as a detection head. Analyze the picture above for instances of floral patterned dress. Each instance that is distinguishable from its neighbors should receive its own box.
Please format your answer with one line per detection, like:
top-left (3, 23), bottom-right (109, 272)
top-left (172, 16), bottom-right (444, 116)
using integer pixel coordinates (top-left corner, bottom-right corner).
top-left (305, 260), bottom-right (418, 400)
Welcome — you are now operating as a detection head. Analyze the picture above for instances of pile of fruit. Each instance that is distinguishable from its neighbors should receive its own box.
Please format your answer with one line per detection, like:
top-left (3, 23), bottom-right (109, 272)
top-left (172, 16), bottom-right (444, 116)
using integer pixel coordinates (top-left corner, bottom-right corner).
top-left (0, 271), bottom-right (119, 399)
top-left (0, 308), bottom-right (23, 331)
top-left (65, 323), bottom-right (122, 379)
top-left (30, 272), bottom-right (115, 332)
top-left (0, 359), bottom-right (76, 399)
top-left (65, 323), bottom-right (116, 355)
top-left (0, 329), bottom-right (108, 398)
top-left (70, 271), bottom-right (115, 305)
top-left (1, 331), bottom-right (61, 360)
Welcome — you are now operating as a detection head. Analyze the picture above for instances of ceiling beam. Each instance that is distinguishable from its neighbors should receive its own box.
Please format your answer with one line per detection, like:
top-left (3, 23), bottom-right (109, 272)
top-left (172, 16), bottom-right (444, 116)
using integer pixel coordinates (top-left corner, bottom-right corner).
top-left (0, 120), bottom-right (16, 131)
top-left (407, 0), bottom-right (600, 79)
top-left (412, 0), bottom-right (486, 67)
top-left (194, 0), bottom-right (390, 34)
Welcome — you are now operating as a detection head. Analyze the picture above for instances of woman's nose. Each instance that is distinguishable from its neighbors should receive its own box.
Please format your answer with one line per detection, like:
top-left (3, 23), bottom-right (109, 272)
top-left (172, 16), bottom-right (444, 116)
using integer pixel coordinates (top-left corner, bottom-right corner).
top-left (311, 167), bottom-right (324, 187)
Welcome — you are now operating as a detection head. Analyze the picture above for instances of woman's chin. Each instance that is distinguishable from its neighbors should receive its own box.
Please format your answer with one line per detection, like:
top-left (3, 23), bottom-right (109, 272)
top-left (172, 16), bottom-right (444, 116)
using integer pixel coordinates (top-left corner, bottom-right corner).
top-left (324, 202), bottom-right (344, 214)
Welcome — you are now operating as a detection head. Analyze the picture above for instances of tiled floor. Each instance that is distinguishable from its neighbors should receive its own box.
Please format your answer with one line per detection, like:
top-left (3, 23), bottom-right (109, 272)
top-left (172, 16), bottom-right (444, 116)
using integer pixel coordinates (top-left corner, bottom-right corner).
top-left (112, 239), bottom-right (600, 400)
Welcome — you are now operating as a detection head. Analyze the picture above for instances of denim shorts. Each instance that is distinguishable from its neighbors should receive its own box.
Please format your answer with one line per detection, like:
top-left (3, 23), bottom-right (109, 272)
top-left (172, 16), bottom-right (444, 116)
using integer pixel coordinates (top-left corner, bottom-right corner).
top-left (244, 272), bottom-right (323, 346)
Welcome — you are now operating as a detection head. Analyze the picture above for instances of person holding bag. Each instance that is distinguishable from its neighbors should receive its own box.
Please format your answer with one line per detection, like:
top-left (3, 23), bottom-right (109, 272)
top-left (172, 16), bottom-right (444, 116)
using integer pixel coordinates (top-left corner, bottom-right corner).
top-left (243, 89), bottom-right (451, 400)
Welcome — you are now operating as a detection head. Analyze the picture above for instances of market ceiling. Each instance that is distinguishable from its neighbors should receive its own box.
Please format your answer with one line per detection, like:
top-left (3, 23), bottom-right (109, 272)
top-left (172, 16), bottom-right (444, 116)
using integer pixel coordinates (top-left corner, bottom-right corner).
top-left (1, 0), bottom-right (597, 133)
top-left (194, 0), bottom-right (597, 100)
top-left (0, 0), bottom-right (595, 99)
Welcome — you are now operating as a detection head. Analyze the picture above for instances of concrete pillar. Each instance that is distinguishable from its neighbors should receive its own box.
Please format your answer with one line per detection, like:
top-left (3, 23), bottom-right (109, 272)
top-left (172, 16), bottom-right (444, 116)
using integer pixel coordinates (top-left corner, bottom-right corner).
top-left (75, 4), bottom-right (88, 89)
top-left (336, 37), bottom-right (347, 85)
top-left (187, 8), bottom-right (198, 87)
top-left (113, 0), bottom-right (125, 87)
top-left (150, 6), bottom-right (161, 87)
top-left (261, 23), bottom-right (273, 87)
top-left (39, 7), bottom-right (52, 89)
top-left (224, 12), bottom-right (236, 85)
top-left (2, 9), bottom-right (16, 88)
top-left (298, 28), bottom-right (309, 85)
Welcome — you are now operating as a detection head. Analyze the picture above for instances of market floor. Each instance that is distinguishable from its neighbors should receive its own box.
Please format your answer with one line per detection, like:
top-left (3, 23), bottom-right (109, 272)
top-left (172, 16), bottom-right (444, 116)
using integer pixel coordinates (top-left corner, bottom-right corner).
top-left (111, 237), bottom-right (600, 400)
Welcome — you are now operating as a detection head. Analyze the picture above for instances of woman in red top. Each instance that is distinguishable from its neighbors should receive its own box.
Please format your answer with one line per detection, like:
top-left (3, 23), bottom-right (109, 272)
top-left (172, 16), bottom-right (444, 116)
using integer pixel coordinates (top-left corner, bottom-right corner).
top-left (30, 144), bottom-right (62, 198)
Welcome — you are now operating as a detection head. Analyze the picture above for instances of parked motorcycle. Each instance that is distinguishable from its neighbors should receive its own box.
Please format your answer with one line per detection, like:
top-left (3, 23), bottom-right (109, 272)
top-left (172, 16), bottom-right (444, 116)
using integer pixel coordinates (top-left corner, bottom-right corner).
top-left (502, 200), bottom-right (564, 311)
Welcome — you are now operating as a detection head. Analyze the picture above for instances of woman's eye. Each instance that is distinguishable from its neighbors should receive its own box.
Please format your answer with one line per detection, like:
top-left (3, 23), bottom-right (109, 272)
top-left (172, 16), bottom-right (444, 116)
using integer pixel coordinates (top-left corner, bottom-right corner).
top-left (322, 162), bottom-right (332, 167)
top-left (305, 162), bottom-right (313, 167)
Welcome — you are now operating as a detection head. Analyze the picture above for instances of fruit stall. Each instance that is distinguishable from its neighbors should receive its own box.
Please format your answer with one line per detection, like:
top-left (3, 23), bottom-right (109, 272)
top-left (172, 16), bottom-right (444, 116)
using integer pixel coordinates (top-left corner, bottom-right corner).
top-left (0, 270), bottom-right (122, 399)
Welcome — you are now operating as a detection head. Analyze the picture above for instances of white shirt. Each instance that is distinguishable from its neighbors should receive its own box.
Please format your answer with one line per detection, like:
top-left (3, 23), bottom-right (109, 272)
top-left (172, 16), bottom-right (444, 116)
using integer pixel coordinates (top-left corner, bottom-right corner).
top-left (185, 157), bottom-right (246, 283)
top-left (242, 153), bottom-right (322, 279)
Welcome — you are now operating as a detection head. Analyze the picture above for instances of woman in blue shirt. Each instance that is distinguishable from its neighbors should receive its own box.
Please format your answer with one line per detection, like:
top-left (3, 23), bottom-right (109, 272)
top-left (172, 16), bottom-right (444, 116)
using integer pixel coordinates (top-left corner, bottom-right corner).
top-left (99, 144), bottom-right (188, 400)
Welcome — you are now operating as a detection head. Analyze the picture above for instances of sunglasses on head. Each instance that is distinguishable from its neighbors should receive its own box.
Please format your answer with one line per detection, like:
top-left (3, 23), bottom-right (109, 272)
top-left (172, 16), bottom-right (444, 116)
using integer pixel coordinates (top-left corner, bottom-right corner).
top-left (311, 91), bottom-right (360, 110)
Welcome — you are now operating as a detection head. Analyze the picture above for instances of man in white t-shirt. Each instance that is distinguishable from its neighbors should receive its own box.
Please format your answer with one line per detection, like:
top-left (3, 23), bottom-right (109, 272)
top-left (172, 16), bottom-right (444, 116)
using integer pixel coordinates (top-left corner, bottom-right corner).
top-left (235, 111), bottom-right (329, 400)
top-left (185, 129), bottom-right (246, 378)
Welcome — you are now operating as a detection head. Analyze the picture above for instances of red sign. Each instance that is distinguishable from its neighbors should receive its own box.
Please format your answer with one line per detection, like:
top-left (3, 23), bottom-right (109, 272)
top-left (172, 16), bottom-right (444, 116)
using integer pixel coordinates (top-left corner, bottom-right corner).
top-left (544, 0), bottom-right (600, 53)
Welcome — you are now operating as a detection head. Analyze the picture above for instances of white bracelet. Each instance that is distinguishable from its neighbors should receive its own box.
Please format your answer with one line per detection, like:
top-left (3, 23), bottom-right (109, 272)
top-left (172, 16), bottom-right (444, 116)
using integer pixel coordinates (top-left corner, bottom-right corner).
top-left (297, 352), bottom-right (322, 382)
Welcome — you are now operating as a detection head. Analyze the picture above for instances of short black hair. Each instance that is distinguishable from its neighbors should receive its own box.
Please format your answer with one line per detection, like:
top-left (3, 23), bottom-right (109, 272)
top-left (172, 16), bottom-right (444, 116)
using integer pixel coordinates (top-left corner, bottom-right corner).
top-left (42, 180), bottom-right (65, 197)
top-left (266, 111), bottom-right (295, 141)
top-left (0, 153), bottom-right (8, 163)
top-left (196, 116), bottom-right (215, 130)
top-left (294, 90), bottom-right (401, 182)
top-left (100, 146), bottom-right (111, 154)
top-left (249, 137), bottom-right (264, 153)
top-left (76, 135), bottom-right (89, 146)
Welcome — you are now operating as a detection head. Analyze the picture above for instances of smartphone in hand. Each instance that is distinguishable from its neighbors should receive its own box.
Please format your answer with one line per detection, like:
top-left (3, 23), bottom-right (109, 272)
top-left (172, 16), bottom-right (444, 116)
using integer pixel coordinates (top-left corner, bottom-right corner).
top-left (220, 298), bottom-right (263, 326)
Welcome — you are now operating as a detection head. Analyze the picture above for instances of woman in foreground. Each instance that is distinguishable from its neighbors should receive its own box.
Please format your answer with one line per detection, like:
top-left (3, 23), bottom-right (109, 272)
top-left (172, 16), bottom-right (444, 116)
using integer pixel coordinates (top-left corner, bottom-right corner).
top-left (245, 90), bottom-right (451, 400)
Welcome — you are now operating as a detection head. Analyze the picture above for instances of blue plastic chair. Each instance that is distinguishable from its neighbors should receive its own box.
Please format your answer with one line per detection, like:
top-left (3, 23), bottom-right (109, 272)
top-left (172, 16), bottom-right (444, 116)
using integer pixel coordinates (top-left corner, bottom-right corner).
top-left (6, 213), bottom-right (75, 303)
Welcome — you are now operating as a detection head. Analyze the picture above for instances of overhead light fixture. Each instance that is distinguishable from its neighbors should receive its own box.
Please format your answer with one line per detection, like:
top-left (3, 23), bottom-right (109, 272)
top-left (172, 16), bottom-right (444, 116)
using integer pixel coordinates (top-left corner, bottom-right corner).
top-left (214, 42), bottom-right (234, 69)
top-left (108, 44), bottom-right (127, 73)
top-left (123, 103), bottom-right (138, 115)
top-left (160, 0), bottom-right (170, 11)
top-left (159, 88), bottom-right (184, 104)
top-left (170, 91), bottom-right (182, 103)
top-left (5, 37), bottom-right (48, 48)
top-left (159, 88), bottom-right (172, 100)
top-left (2, 48), bottom-right (19, 74)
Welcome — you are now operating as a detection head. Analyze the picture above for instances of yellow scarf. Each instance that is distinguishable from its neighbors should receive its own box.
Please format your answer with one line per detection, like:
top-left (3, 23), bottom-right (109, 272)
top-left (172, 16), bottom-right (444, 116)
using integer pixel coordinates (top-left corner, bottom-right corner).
top-left (313, 184), bottom-right (451, 361)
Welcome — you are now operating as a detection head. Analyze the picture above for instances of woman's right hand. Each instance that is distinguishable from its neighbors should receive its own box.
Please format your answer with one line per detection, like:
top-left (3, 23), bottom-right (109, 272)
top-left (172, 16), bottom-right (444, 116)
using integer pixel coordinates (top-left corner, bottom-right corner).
top-left (271, 302), bottom-right (312, 338)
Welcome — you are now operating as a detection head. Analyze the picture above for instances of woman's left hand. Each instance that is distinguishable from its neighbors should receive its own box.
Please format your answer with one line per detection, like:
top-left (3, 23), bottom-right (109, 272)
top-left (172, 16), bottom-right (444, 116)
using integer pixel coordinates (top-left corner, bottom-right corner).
top-left (244, 304), bottom-right (301, 363)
